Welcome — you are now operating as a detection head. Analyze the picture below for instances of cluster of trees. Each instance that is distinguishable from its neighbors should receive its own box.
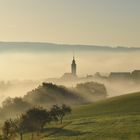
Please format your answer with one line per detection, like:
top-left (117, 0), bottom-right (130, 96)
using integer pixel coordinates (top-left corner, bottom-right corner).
top-left (0, 83), bottom-right (78, 120)
top-left (0, 104), bottom-right (71, 140)
top-left (75, 82), bottom-right (107, 101)
top-left (0, 97), bottom-right (32, 119)
top-left (24, 83), bottom-right (84, 106)
top-left (0, 82), bottom-right (107, 120)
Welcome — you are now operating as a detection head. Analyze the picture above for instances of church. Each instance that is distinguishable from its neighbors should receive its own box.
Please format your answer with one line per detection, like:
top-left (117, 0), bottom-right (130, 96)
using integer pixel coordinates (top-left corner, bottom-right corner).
top-left (61, 56), bottom-right (77, 80)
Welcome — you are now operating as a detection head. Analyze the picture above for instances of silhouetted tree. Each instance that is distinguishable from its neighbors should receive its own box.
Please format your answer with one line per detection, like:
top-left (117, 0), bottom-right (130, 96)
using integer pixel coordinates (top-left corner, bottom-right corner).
top-left (10, 117), bottom-right (27, 140)
top-left (2, 120), bottom-right (11, 140)
top-left (21, 107), bottom-right (51, 139)
top-left (1, 105), bottom-right (72, 139)
top-left (50, 105), bottom-right (60, 122)
top-left (2, 119), bottom-right (16, 140)
top-left (60, 104), bottom-right (71, 124)
top-left (50, 104), bottom-right (71, 124)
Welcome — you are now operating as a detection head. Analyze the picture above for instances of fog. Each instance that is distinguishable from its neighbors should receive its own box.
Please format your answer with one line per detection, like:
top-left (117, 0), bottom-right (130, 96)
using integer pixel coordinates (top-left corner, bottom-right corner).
top-left (0, 51), bottom-right (139, 79)
top-left (0, 51), bottom-right (140, 102)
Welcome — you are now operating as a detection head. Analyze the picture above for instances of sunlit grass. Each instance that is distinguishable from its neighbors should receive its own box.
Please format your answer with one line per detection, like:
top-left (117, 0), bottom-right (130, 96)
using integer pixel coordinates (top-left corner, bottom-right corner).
top-left (2, 92), bottom-right (140, 140)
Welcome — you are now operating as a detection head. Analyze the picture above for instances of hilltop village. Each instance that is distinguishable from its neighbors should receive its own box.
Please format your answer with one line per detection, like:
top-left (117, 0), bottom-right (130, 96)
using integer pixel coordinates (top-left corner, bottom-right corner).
top-left (47, 56), bottom-right (140, 84)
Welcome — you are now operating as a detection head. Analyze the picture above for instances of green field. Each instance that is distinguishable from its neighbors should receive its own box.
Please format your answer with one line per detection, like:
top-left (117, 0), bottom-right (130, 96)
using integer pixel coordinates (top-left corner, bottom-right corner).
top-left (13, 92), bottom-right (140, 140)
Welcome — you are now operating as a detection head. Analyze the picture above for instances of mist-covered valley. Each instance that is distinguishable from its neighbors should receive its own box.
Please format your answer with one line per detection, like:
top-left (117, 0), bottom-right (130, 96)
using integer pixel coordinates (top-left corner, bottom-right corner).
top-left (0, 42), bottom-right (140, 104)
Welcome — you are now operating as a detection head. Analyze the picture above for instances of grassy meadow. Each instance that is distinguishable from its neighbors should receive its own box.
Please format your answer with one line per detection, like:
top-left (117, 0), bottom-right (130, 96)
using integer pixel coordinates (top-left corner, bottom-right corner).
top-left (2, 92), bottom-right (140, 140)
top-left (24, 92), bottom-right (140, 140)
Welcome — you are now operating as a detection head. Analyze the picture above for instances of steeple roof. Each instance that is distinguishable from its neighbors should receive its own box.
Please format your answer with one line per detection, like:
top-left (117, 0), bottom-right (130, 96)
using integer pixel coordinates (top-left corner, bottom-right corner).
top-left (72, 56), bottom-right (76, 64)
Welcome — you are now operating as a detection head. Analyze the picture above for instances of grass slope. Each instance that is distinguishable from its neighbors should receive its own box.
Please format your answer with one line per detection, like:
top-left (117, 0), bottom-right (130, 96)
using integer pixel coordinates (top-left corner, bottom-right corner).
top-left (42, 92), bottom-right (140, 140)
top-left (70, 91), bottom-right (140, 118)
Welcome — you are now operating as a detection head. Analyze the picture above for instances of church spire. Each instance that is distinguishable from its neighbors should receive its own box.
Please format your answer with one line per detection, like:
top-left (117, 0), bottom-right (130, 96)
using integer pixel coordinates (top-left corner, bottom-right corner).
top-left (71, 52), bottom-right (76, 76)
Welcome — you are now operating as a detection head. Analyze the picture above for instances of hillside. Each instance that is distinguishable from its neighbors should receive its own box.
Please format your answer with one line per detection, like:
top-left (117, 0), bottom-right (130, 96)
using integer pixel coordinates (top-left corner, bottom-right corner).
top-left (70, 92), bottom-right (140, 118)
top-left (43, 92), bottom-right (140, 140)
top-left (1, 91), bottom-right (140, 140)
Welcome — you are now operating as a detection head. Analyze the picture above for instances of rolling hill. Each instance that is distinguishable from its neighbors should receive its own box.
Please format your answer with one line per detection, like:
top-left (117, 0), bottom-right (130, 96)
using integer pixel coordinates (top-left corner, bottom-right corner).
top-left (70, 91), bottom-right (140, 118)
top-left (43, 92), bottom-right (140, 140)
top-left (1, 90), bottom-right (140, 140)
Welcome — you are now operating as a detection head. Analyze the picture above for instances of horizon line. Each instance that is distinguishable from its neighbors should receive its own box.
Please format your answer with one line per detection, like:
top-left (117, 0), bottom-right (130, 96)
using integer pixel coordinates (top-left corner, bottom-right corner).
top-left (0, 41), bottom-right (138, 49)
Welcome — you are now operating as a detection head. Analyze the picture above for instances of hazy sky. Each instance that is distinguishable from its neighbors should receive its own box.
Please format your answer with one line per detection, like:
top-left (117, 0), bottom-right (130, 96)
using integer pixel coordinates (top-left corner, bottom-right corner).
top-left (0, 0), bottom-right (140, 47)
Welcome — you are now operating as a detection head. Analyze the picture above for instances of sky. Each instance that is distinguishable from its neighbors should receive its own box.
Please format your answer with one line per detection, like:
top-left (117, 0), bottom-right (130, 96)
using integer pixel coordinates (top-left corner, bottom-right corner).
top-left (0, 0), bottom-right (140, 47)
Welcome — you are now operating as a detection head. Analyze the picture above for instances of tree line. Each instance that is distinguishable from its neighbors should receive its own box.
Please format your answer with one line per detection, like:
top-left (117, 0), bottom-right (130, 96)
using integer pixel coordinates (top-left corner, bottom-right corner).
top-left (0, 104), bottom-right (71, 140)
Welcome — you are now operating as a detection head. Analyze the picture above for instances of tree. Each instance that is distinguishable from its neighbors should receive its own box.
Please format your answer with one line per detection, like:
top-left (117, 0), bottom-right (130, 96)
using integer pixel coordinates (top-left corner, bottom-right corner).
top-left (2, 119), bottom-right (16, 140)
top-left (50, 104), bottom-right (71, 124)
top-left (50, 105), bottom-right (59, 122)
top-left (1, 97), bottom-right (32, 119)
top-left (26, 107), bottom-right (51, 130)
top-left (60, 104), bottom-right (71, 124)
top-left (2, 120), bottom-right (11, 140)
top-left (1, 105), bottom-right (72, 140)
top-left (10, 116), bottom-right (27, 140)
top-left (21, 107), bottom-right (51, 139)
top-left (2, 116), bottom-right (29, 140)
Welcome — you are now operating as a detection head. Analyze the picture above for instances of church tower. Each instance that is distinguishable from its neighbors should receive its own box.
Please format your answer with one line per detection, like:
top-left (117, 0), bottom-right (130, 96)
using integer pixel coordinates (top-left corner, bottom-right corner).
top-left (71, 56), bottom-right (77, 76)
